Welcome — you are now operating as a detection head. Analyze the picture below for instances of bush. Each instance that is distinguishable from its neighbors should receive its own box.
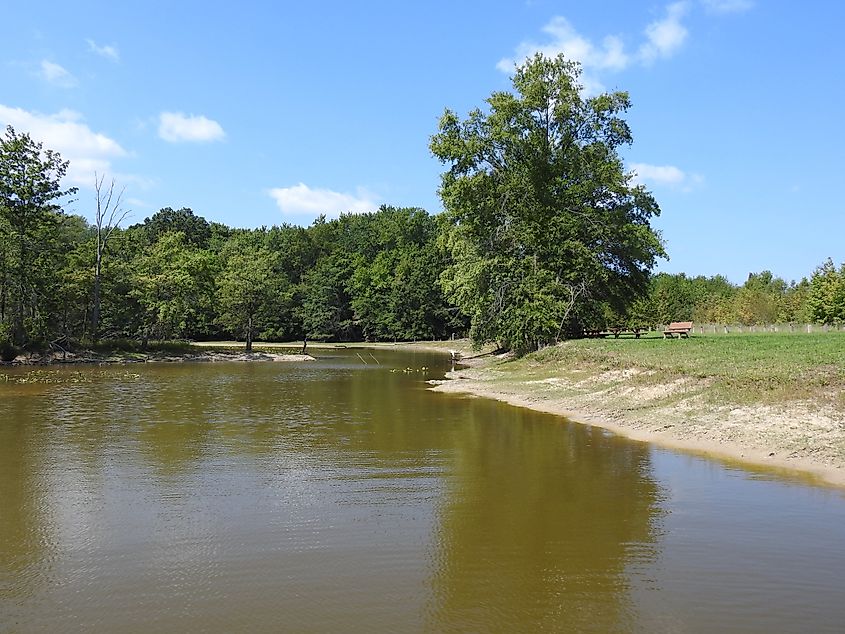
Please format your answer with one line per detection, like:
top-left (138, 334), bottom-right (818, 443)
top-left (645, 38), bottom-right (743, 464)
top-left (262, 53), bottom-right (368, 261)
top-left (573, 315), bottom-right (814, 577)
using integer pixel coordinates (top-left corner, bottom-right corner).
top-left (0, 323), bottom-right (18, 362)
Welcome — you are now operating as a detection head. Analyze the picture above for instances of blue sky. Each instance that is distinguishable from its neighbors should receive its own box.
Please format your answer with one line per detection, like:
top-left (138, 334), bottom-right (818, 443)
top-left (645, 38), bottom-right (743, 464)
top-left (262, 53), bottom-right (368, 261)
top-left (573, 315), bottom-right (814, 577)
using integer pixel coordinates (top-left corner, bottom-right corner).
top-left (2, 1), bottom-right (842, 283)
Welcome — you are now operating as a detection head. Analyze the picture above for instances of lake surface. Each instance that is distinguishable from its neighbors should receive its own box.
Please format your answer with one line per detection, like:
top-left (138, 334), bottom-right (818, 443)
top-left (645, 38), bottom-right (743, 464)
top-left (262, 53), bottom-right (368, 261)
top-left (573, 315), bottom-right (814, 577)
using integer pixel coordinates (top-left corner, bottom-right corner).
top-left (2, 349), bottom-right (844, 632)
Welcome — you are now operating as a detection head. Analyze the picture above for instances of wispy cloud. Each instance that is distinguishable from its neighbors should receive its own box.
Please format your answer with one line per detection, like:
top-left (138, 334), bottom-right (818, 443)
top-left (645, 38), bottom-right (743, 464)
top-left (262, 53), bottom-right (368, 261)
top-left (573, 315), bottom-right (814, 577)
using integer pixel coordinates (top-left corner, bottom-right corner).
top-left (86, 38), bottom-right (120, 62)
top-left (497, 16), bottom-right (629, 74)
top-left (498, 2), bottom-right (694, 94)
top-left (126, 197), bottom-right (152, 209)
top-left (158, 112), bottom-right (225, 143)
top-left (700, 0), bottom-right (753, 14)
top-left (39, 60), bottom-right (77, 88)
top-left (0, 105), bottom-right (127, 186)
top-left (630, 162), bottom-right (703, 190)
top-left (639, 2), bottom-right (690, 64)
top-left (268, 183), bottom-right (379, 219)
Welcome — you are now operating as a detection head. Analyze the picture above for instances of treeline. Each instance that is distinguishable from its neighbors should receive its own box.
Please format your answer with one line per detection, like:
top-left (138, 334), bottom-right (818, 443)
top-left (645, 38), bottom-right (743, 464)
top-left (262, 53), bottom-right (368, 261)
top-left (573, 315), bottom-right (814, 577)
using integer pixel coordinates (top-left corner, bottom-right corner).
top-left (5, 59), bottom-right (845, 363)
top-left (1, 123), bottom-right (465, 357)
top-left (1, 205), bottom-right (466, 358)
top-left (623, 265), bottom-right (845, 328)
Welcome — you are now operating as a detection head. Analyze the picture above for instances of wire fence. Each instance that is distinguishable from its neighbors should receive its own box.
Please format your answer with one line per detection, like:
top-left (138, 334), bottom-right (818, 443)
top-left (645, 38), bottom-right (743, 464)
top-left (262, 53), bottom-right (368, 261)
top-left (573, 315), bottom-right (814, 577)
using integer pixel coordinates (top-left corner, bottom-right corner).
top-left (676, 323), bottom-right (845, 335)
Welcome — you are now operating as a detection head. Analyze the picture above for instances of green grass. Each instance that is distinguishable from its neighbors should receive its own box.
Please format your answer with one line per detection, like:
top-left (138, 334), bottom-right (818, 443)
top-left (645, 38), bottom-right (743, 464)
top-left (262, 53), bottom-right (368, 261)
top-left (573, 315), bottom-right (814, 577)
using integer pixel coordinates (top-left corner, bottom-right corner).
top-left (499, 331), bottom-right (845, 407)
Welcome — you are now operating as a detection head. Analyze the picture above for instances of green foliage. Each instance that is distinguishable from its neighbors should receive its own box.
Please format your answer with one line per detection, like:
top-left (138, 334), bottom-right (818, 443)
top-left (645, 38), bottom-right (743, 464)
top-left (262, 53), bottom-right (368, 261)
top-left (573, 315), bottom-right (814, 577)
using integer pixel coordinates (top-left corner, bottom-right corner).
top-left (130, 231), bottom-right (218, 342)
top-left (430, 54), bottom-right (665, 353)
top-left (217, 234), bottom-right (289, 350)
top-left (348, 207), bottom-right (461, 340)
top-left (2, 119), bottom-right (839, 352)
top-left (0, 125), bottom-right (77, 347)
top-left (632, 269), bottom-right (823, 327)
top-left (296, 252), bottom-right (357, 341)
top-left (135, 206), bottom-right (213, 248)
top-left (807, 258), bottom-right (845, 325)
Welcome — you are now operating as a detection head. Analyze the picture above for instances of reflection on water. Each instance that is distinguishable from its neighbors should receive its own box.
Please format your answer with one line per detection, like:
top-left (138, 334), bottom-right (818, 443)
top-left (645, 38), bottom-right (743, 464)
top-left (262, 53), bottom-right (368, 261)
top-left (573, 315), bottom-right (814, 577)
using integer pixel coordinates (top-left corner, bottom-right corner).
top-left (425, 408), bottom-right (661, 632)
top-left (1, 351), bottom-right (844, 632)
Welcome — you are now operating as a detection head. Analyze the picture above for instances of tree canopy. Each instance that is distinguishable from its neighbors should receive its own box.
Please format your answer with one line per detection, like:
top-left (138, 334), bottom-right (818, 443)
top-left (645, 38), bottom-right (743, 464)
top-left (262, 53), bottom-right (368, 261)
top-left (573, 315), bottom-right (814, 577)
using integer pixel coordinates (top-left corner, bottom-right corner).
top-left (431, 54), bottom-right (665, 352)
top-left (0, 125), bottom-right (77, 350)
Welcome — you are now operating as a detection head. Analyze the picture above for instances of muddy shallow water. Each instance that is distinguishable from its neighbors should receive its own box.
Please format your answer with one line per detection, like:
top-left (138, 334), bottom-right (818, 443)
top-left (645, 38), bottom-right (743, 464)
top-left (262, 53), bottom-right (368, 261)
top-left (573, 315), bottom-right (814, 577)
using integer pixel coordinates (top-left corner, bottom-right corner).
top-left (2, 350), bottom-right (844, 632)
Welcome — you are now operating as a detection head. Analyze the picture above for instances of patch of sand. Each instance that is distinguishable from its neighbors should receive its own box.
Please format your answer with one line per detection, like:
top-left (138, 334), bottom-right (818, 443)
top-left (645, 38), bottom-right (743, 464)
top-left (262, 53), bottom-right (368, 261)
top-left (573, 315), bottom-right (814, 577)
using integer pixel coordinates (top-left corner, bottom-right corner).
top-left (429, 364), bottom-right (845, 489)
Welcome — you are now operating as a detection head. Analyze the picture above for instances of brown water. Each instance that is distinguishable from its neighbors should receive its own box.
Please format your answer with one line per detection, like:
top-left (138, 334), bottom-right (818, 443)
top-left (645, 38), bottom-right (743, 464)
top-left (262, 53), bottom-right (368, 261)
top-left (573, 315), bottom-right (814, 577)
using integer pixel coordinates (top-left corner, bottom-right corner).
top-left (1, 350), bottom-right (844, 632)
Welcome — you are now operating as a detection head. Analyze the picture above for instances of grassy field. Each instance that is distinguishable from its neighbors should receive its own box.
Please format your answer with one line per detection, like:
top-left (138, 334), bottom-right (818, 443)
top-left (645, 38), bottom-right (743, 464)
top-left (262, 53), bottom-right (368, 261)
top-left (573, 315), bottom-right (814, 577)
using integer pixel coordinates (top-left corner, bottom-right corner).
top-left (499, 331), bottom-right (845, 408)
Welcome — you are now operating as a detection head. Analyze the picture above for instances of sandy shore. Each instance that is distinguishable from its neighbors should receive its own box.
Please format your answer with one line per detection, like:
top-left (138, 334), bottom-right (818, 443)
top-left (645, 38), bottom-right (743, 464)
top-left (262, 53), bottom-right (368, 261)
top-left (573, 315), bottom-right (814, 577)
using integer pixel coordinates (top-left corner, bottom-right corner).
top-left (427, 352), bottom-right (845, 489)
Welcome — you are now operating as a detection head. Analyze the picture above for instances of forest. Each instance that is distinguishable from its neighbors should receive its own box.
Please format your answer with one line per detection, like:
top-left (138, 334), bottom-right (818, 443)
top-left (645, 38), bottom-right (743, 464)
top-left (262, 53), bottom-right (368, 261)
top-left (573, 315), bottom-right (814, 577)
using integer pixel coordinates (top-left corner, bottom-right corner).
top-left (2, 55), bottom-right (845, 359)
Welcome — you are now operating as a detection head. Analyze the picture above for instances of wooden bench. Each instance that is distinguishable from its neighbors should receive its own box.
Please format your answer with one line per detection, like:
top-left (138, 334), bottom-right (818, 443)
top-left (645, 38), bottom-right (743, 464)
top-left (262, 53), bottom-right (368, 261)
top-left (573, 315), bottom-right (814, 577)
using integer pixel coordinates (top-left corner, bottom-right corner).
top-left (663, 321), bottom-right (693, 338)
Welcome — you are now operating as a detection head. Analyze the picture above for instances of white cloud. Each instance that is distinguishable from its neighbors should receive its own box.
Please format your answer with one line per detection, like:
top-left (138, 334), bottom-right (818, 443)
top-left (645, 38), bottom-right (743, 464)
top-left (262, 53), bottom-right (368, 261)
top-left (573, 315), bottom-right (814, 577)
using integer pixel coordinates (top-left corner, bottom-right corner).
top-left (498, 2), bottom-right (693, 94)
top-left (86, 38), bottom-right (120, 62)
top-left (639, 2), bottom-right (691, 64)
top-left (0, 105), bottom-right (128, 186)
top-left (126, 197), bottom-right (151, 209)
top-left (630, 162), bottom-right (703, 190)
top-left (268, 183), bottom-right (379, 218)
top-left (700, 0), bottom-right (753, 14)
top-left (158, 112), bottom-right (225, 143)
top-left (497, 17), bottom-right (630, 75)
top-left (497, 17), bottom-right (630, 94)
top-left (39, 60), bottom-right (77, 88)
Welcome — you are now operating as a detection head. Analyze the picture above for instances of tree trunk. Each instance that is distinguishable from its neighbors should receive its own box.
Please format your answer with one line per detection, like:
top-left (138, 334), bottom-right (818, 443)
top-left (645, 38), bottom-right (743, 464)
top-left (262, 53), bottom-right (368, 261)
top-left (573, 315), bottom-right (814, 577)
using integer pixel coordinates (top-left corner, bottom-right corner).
top-left (92, 250), bottom-right (102, 344)
top-left (246, 315), bottom-right (253, 352)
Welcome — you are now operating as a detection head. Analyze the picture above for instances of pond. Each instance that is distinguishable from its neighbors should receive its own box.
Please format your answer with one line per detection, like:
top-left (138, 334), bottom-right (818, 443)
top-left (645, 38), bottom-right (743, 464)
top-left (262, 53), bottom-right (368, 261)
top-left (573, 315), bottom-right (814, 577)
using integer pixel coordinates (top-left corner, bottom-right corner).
top-left (1, 349), bottom-right (844, 632)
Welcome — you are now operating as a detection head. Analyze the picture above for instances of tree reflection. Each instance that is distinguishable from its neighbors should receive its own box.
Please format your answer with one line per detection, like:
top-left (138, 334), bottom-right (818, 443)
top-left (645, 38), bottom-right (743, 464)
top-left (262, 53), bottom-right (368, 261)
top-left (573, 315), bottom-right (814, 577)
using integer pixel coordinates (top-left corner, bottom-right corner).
top-left (425, 396), bottom-right (662, 632)
top-left (0, 388), bottom-right (54, 608)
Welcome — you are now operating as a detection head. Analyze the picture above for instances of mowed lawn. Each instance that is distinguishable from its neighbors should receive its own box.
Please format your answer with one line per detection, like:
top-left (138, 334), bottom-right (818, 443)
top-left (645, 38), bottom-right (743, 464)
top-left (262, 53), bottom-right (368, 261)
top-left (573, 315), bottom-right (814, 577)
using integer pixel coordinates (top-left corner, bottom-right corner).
top-left (503, 331), bottom-right (845, 407)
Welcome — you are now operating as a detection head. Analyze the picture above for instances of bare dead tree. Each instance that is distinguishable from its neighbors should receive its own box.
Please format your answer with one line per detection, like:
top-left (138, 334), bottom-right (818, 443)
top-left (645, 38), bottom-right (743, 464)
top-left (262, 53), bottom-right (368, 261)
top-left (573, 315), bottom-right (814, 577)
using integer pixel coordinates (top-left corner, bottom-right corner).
top-left (92, 173), bottom-right (131, 343)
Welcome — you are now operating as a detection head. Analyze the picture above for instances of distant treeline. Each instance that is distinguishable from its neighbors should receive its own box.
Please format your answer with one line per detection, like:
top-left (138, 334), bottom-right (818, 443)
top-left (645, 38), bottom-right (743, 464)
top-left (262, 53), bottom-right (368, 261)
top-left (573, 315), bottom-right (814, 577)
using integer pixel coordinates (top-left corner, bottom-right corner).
top-left (623, 264), bottom-right (845, 329)
top-left (3, 190), bottom-right (843, 358)
top-left (0, 198), bottom-right (469, 355)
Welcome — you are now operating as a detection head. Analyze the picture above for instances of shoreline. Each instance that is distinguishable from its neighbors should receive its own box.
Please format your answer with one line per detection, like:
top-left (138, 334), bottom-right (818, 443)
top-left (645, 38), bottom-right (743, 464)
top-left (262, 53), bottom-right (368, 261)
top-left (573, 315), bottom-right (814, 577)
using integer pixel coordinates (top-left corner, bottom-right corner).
top-left (425, 352), bottom-right (845, 489)
top-left (7, 338), bottom-right (843, 488)
top-left (3, 348), bottom-right (316, 365)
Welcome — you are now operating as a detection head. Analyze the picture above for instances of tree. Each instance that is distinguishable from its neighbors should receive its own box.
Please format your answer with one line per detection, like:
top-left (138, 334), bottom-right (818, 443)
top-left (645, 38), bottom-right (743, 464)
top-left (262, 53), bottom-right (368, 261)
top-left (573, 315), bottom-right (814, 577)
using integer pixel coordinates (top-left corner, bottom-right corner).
top-left (217, 235), bottom-right (286, 351)
top-left (0, 126), bottom-right (77, 348)
top-left (137, 206), bottom-right (211, 247)
top-left (296, 253), bottom-right (357, 341)
top-left (430, 54), bottom-right (665, 353)
top-left (807, 258), bottom-right (845, 325)
top-left (130, 231), bottom-right (217, 343)
top-left (92, 173), bottom-right (130, 343)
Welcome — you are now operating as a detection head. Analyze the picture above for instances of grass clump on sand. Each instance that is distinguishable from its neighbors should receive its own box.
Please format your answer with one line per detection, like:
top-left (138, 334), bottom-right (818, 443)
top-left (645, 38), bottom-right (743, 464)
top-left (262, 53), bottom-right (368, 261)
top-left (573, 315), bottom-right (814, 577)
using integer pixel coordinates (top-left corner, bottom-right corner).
top-left (498, 331), bottom-right (845, 408)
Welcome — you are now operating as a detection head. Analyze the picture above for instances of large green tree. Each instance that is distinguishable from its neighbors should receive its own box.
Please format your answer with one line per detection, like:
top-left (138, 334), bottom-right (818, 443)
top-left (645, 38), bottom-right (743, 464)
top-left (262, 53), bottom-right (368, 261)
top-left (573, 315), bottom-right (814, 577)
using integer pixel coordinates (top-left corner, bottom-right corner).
top-left (217, 233), bottom-right (289, 351)
top-left (0, 126), bottom-right (77, 349)
top-left (130, 231), bottom-right (217, 343)
top-left (430, 54), bottom-right (665, 352)
top-left (807, 258), bottom-right (845, 325)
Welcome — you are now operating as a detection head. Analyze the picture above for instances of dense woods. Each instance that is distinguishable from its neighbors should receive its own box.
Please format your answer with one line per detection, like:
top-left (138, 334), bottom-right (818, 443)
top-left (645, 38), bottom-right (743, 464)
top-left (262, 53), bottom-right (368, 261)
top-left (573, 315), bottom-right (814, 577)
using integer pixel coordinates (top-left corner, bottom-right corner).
top-left (0, 135), bottom-right (466, 358)
top-left (2, 56), bottom-right (844, 359)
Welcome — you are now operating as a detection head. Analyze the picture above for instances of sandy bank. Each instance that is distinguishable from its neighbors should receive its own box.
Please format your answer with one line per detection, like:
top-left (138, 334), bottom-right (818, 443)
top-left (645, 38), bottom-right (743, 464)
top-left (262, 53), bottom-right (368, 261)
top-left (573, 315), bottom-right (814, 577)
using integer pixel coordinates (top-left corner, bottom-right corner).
top-left (428, 354), bottom-right (845, 489)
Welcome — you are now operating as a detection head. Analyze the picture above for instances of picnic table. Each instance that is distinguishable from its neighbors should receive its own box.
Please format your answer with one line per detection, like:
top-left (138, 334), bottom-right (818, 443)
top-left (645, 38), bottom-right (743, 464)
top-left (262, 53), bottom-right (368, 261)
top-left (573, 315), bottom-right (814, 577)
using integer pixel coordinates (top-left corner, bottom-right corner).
top-left (663, 321), bottom-right (693, 338)
top-left (581, 327), bottom-right (646, 339)
top-left (606, 327), bottom-right (645, 339)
